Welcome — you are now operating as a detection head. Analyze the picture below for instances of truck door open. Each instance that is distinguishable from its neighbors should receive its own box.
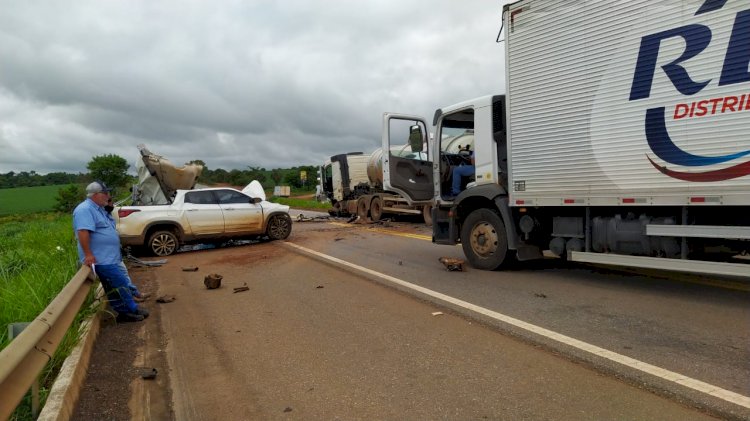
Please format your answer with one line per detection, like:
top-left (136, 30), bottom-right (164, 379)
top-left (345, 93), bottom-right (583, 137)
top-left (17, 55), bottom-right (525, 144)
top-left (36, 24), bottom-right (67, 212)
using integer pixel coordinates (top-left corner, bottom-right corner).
top-left (381, 113), bottom-right (433, 203)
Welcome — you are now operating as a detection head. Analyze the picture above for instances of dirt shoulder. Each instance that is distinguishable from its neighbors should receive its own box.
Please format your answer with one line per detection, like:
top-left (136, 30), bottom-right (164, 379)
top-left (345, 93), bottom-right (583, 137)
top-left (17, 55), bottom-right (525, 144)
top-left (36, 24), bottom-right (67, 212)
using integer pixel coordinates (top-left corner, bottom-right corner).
top-left (71, 263), bottom-right (172, 421)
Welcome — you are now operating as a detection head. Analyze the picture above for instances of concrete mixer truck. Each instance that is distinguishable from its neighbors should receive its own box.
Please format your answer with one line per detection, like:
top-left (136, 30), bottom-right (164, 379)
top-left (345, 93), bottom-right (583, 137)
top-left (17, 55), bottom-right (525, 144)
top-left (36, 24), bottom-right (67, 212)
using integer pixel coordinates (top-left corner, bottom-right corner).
top-left (320, 138), bottom-right (434, 225)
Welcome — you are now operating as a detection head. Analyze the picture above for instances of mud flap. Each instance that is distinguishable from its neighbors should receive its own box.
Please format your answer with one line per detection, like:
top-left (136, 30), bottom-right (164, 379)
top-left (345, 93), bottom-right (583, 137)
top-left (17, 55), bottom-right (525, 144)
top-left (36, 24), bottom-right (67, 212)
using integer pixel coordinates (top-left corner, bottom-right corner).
top-left (432, 206), bottom-right (457, 245)
top-left (516, 244), bottom-right (543, 261)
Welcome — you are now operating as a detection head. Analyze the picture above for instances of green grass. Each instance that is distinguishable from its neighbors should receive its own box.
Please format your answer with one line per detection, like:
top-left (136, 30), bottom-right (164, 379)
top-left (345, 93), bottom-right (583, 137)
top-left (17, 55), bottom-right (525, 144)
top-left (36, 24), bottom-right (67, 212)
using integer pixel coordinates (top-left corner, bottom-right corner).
top-left (271, 196), bottom-right (331, 211)
top-left (0, 213), bottom-right (97, 421)
top-left (0, 185), bottom-right (70, 216)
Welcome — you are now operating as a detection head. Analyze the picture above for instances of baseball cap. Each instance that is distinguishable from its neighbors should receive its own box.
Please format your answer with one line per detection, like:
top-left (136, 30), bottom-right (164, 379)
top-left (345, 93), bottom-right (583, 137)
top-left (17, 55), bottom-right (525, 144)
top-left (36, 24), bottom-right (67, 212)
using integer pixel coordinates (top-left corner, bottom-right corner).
top-left (86, 181), bottom-right (112, 195)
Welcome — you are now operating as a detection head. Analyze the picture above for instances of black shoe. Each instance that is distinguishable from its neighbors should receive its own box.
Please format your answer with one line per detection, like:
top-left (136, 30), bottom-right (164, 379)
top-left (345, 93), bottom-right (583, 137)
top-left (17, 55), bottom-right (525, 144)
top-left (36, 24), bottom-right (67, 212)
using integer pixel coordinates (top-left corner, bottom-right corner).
top-left (136, 308), bottom-right (150, 318)
top-left (116, 312), bottom-right (145, 323)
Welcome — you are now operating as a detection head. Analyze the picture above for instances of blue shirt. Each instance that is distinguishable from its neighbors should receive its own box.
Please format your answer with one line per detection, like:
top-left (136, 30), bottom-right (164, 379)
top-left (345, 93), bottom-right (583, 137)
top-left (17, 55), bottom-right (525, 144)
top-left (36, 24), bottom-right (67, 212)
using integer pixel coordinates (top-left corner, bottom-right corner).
top-left (73, 198), bottom-right (122, 265)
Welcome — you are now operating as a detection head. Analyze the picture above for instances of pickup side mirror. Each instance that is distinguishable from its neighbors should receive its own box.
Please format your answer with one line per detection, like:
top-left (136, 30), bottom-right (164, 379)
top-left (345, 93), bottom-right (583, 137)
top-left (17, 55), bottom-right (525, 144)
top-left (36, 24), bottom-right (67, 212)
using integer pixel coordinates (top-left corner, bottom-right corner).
top-left (250, 197), bottom-right (263, 204)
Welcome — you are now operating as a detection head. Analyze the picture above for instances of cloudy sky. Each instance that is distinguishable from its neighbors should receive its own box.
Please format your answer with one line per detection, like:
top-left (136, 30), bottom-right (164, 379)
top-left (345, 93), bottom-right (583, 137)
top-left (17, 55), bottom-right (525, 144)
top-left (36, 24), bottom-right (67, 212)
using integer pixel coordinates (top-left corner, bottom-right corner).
top-left (0, 1), bottom-right (507, 174)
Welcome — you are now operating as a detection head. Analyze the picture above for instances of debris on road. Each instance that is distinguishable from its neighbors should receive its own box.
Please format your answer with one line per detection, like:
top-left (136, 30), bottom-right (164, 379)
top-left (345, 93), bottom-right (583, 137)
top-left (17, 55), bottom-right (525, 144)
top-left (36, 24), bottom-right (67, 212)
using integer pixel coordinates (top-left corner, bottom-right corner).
top-left (432, 312), bottom-right (444, 316)
top-left (295, 213), bottom-right (331, 222)
top-left (182, 266), bottom-right (199, 272)
top-left (140, 368), bottom-right (158, 380)
top-left (156, 294), bottom-right (176, 303)
top-left (125, 253), bottom-right (167, 267)
top-left (204, 273), bottom-right (223, 289)
top-left (438, 257), bottom-right (465, 271)
top-left (233, 283), bottom-right (249, 293)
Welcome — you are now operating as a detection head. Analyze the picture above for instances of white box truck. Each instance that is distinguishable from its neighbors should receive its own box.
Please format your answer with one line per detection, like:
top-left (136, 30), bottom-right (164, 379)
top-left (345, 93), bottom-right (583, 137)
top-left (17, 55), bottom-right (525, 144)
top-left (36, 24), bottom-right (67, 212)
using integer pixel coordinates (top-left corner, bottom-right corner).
top-left (383, 0), bottom-right (750, 276)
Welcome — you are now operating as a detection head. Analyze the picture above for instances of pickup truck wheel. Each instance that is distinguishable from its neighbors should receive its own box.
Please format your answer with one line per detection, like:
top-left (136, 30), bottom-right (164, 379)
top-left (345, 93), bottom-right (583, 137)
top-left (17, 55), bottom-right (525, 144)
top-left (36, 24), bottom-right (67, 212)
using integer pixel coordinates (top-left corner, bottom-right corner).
top-left (148, 230), bottom-right (179, 256)
top-left (266, 214), bottom-right (292, 240)
top-left (460, 209), bottom-right (508, 270)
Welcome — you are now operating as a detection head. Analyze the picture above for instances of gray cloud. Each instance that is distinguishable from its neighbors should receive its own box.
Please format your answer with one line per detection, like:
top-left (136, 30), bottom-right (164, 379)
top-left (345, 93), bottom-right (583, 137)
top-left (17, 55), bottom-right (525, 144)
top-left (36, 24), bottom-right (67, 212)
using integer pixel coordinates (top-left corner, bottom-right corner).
top-left (0, 0), bottom-right (507, 174)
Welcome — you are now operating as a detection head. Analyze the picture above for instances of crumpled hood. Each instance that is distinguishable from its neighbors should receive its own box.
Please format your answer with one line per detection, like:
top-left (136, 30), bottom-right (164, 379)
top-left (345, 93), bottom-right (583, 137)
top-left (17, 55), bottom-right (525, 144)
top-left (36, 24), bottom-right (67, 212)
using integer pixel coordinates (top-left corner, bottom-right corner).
top-left (242, 180), bottom-right (290, 214)
top-left (242, 180), bottom-right (266, 201)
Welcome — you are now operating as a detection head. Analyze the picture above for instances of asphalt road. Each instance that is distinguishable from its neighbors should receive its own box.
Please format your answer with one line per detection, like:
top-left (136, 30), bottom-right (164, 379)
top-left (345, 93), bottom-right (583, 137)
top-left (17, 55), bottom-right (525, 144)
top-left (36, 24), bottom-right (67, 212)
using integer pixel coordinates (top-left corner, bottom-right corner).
top-left (128, 214), bottom-right (749, 420)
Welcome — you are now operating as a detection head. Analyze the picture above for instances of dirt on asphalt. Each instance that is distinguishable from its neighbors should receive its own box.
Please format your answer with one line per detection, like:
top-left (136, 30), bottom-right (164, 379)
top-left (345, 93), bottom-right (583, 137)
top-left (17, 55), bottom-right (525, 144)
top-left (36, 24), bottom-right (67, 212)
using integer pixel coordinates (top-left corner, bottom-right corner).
top-left (69, 214), bottom-right (428, 421)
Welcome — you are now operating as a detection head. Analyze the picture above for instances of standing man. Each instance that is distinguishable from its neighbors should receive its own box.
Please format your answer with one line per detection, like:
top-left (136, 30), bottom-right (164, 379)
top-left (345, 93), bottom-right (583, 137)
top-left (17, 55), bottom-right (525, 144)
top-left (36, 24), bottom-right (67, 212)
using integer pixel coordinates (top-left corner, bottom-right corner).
top-left (73, 181), bottom-right (149, 323)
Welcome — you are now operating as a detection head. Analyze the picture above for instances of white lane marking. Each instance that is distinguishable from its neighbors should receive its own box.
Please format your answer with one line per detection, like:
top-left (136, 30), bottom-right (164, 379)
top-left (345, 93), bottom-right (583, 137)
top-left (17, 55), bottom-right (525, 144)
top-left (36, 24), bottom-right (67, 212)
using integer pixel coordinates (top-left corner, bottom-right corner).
top-left (284, 242), bottom-right (750, 409)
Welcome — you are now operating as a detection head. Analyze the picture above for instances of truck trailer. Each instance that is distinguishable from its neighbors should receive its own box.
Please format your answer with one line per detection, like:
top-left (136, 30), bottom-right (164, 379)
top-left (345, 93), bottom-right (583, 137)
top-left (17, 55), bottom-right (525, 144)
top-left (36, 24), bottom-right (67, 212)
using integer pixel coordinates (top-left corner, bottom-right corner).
top-left (320, 144), bottom-right (434, 225)
top-left (382, 0), bottom-right (749, 277)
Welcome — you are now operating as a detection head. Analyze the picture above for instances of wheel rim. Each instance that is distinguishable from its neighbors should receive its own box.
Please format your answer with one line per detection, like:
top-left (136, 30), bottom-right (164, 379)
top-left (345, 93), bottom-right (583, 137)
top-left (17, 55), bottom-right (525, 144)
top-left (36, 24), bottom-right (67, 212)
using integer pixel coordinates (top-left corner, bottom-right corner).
top-left (152, 233), bottom-right (176, 256)
top-left (468, 221), bottom-right (499, 257)
top-left (268, 216), bottom-right (290, 239)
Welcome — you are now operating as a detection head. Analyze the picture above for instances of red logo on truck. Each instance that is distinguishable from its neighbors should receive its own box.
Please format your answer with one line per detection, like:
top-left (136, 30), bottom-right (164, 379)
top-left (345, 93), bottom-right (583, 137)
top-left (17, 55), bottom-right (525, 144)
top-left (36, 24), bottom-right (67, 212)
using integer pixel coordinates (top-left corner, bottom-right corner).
top-left (629, 2), bottom-right (750, 181)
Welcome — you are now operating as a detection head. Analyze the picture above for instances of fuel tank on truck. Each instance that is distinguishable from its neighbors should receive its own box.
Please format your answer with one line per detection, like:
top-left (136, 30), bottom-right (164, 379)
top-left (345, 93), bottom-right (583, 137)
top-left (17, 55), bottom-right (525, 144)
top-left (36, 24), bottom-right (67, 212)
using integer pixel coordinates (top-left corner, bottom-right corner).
top-left (367, 147), bottom-right (385, 186)
top-left (367, 144), bottom-right (428, 187)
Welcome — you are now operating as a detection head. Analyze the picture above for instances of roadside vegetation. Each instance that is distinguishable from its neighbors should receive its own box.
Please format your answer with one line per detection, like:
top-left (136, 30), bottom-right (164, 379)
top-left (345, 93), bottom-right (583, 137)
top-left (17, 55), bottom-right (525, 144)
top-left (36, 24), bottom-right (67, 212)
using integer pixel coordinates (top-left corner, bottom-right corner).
top-left (0, 185), bottom-right (69, 216)
top-left (0, 153), bottom-right (328, 418)
top-left (0, 213), bottom-right (98, 421)
top-left (271, 195), bottom-right (330, 211)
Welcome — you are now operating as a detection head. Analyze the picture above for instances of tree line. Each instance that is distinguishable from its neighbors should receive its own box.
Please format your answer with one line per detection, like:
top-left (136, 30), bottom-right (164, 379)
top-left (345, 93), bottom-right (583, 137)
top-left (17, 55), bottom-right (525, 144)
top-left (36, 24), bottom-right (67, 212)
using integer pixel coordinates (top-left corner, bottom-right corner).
top-left (1, 156), bottom-right (319, 190)
top-left (0, 171), bottom-right (86, 189)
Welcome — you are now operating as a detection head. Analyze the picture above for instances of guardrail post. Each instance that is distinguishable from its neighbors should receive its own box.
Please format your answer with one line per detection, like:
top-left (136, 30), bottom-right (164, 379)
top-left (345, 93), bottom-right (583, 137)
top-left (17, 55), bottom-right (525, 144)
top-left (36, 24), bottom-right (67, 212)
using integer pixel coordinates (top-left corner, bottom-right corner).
top-left (7, 322), bottom-right (39, 418)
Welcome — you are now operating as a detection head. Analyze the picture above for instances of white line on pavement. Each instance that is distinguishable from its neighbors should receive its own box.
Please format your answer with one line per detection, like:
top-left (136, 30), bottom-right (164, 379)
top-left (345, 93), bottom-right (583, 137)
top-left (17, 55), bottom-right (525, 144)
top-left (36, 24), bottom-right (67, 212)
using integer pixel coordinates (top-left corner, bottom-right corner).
top-left (285, 242), bottom-right (750, 410)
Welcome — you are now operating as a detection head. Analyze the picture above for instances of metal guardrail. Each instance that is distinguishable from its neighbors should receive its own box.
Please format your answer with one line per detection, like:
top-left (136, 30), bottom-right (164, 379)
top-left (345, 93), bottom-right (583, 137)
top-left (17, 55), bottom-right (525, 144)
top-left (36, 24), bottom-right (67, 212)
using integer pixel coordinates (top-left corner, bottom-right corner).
top-left (0, 266), bottom-right (94, 421)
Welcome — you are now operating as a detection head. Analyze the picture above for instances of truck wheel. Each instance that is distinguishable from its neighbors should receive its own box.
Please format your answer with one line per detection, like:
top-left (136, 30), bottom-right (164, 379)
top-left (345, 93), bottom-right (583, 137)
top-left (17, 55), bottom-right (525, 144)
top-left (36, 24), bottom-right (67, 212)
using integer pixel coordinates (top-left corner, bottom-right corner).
top-left (370, 197), bottom-right (383, 222)
top-left (266, 214), bottom-right (292, 240)
top-left (460, 209), bottom-right (508, 270)
top-left (422, 204), bottom-right (433, 226)
top-left (148, 230), bottom-right (179, 256)
top-left (356, 198), bottom-right (369, 221)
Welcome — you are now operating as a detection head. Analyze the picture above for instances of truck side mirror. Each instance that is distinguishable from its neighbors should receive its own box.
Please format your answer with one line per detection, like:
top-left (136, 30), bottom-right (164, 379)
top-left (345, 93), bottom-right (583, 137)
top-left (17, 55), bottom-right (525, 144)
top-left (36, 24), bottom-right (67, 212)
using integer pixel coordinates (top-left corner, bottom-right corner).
top-left (409, 125), bottom-right (423, 153)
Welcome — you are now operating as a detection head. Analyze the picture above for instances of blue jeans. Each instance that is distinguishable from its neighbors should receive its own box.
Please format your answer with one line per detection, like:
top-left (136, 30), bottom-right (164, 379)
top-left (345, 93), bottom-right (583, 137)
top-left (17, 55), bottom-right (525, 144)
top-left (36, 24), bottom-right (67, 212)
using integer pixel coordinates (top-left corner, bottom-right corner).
top-left (93, 263), bottom-right (139, 314)
top-left (452, 165), bottom-right (475, 196)
top-left (118, 261), bottom-right (141, 297)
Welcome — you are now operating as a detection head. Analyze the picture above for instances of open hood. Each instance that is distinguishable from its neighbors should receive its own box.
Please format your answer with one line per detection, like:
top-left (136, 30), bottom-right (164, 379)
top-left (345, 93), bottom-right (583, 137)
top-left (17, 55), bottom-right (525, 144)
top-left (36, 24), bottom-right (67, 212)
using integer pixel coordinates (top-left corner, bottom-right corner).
top-left (242, 180), bottom-right (266, 201)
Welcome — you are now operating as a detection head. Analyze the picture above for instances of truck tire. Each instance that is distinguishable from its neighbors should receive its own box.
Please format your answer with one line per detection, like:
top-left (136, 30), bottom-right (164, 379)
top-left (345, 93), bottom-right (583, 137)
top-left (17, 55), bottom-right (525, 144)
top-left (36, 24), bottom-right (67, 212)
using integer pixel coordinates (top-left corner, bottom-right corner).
top-left (148, 230), bottom-right (179, 256)
top-left (356, 198), bottom-right (369, 221)
top-left (422, 204), bottom-right (433, 226)
top-left (460, 209), bottom-right (508, 270)
top-left (370, 197), bottom-right (383, 222)
top-left (266, 214), bottom-right (292, 240)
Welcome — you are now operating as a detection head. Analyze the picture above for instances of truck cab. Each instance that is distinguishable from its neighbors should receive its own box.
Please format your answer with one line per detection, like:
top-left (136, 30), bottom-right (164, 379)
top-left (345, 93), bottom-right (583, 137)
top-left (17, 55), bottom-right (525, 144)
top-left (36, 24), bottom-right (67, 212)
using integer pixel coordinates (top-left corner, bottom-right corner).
top-left (383, 95), bottom-right (507, 205)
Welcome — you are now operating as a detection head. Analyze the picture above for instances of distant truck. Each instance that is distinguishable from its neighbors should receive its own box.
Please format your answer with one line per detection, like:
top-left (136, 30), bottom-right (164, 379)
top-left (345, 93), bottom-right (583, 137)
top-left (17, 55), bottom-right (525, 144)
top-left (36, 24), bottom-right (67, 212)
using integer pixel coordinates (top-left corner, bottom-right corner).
top-left (320, 144), bottom-right (433, 225)
top-left (381, 0), bottom-right (749, 276)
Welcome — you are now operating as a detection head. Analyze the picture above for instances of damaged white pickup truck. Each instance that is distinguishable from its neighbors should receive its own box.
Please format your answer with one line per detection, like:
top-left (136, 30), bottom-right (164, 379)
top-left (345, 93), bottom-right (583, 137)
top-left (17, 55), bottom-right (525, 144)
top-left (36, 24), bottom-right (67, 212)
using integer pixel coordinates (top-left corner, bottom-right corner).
top-left (114, 145), bottom-right (292, 256)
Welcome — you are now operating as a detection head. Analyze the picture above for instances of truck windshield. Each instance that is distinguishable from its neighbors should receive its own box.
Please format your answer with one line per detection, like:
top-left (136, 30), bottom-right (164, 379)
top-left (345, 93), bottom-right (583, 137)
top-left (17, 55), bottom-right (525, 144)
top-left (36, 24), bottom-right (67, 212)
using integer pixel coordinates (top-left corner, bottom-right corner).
top-left (441, 128), bottom-right (474, 154)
